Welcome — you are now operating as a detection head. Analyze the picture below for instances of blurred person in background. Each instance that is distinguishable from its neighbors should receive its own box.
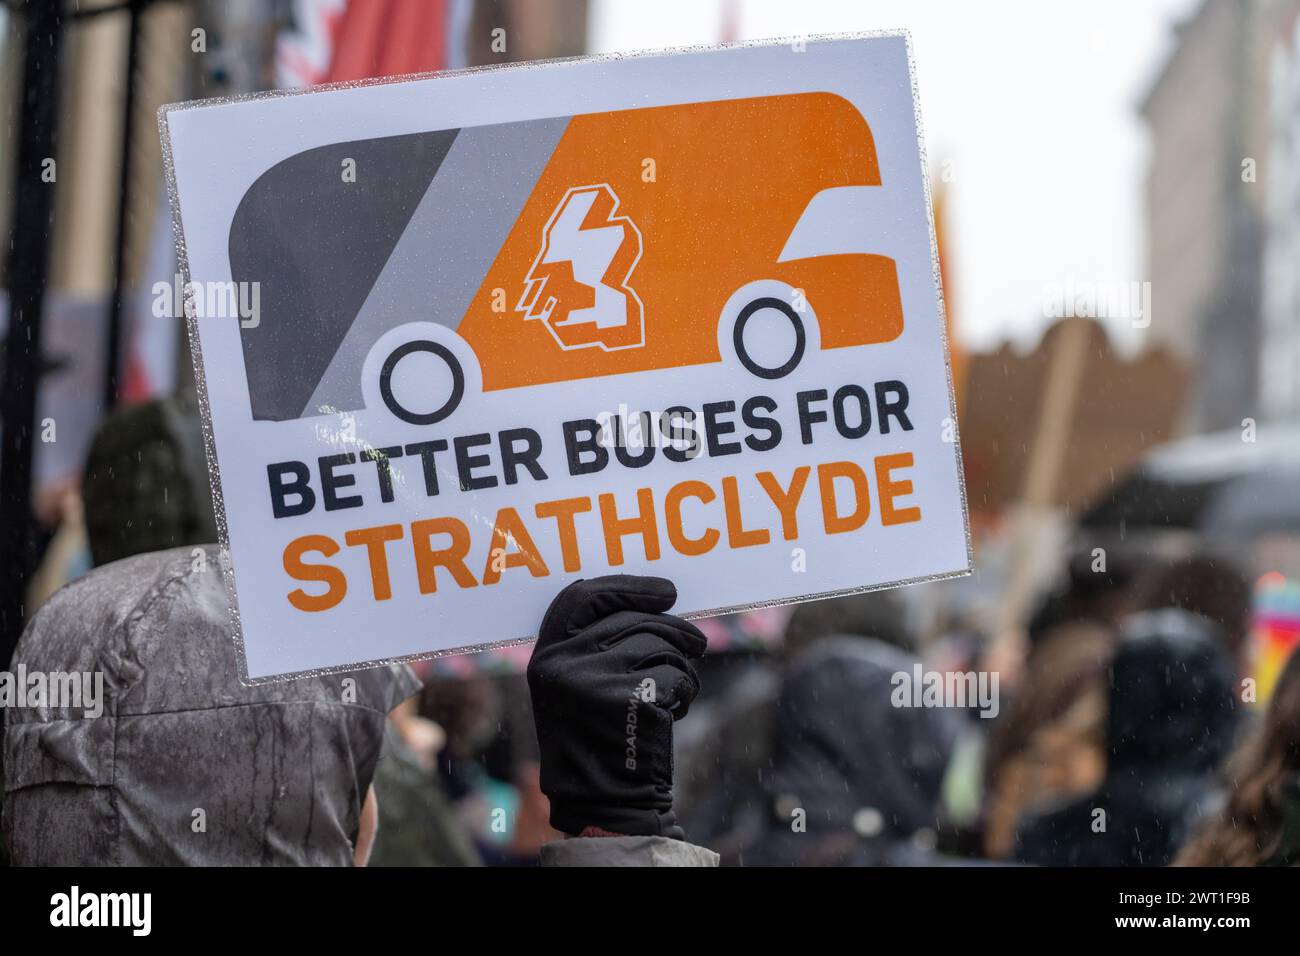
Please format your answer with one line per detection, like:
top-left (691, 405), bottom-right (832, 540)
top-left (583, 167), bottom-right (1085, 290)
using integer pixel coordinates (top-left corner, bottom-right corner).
top-left (981, 621), bottom-right (1115, 859)
top-left (18, 393), bottom-right (215, 624)
top-left (1025, 551), bottom-right (1141, 648)
top-left (82, 393), bottom-right (216, 569)
top-left (1129, 555), bottom-right (1252, 675)
top-left (1013, 609), bottom-right (1238, 866)
top-left (419, 671), bottom-right (561, 863)
top-left (367, 700), bottom-right (482, 867)
top-left (674, 590), bottom-right (914, 857)
top-left (24, 487), bottom-right (91, 613)
top-left (782, 588), bottom-right (914, 660)
top-left (1176, 647), bottom-right (1300, 867)
top-left (734, 637), bottom-right (961, 866)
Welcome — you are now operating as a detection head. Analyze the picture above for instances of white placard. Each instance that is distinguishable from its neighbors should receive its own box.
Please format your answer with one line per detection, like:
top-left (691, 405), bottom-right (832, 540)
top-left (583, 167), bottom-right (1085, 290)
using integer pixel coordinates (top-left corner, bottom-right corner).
top-left (161, 33), bottom-right (971, 681)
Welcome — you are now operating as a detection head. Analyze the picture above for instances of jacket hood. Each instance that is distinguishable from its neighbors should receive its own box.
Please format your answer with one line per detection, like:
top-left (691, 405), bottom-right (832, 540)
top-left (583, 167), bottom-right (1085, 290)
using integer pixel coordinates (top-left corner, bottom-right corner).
top-left (2, 545), bottom-right (420, 865)
top-left (1106, 608), bottom-right (1237, 773)
top-left (763, 637), bottom-right (960, 838)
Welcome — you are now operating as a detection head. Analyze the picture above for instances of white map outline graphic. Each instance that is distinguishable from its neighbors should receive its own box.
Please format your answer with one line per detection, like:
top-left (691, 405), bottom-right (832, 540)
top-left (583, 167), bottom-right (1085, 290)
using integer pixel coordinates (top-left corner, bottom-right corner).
top-left (516, 183), bottom-right (646, 352)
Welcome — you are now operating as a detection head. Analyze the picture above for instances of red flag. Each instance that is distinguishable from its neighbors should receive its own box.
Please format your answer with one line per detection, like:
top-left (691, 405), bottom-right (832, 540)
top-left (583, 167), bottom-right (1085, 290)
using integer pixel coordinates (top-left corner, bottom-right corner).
top-left (326, 0), bottom-right (450, 82)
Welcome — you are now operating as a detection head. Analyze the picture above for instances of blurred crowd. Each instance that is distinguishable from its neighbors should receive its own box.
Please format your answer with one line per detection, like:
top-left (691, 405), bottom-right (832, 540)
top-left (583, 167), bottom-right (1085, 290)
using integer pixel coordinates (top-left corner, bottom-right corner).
top-left (2, 395), bottom-right (1298, 868)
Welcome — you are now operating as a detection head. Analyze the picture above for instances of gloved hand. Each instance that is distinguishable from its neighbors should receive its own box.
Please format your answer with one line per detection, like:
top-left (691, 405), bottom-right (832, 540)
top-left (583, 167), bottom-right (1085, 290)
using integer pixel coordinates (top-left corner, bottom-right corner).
top-left (527, 575), bottom-right (707, 839)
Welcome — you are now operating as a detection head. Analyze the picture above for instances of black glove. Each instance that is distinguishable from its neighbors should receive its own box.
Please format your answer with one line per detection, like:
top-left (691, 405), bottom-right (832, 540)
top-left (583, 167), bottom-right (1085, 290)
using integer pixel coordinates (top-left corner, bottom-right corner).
top-left (527, 575), bottom-right (707, 839)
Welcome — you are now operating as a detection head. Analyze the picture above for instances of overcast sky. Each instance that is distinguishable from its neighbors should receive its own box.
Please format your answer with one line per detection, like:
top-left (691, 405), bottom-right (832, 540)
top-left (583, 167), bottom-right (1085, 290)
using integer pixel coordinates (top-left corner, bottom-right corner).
top-left (590, 0), bottom-right (1202, 352)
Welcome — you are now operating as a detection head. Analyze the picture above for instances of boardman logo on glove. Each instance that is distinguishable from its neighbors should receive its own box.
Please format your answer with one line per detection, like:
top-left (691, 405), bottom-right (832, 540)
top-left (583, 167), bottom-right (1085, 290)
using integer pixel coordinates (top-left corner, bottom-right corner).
top-left (162, 33), bottom-right (971, 681)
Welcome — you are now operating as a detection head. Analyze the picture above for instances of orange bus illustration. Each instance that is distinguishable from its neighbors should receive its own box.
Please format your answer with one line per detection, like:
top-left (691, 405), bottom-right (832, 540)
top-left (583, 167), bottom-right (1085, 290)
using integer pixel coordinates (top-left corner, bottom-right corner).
top-left (228, 92), bottom-right (906, 425)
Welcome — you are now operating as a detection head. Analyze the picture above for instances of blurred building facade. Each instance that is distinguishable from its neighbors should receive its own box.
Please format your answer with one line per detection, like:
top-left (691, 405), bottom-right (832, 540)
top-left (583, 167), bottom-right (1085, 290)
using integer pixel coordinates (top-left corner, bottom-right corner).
top-left (1142, 0), bottom-right (1270, 433)
top-left (1144, 0), bottom-right (1300, 432)
top-left (1263, 2), bottom-right (1300, 419)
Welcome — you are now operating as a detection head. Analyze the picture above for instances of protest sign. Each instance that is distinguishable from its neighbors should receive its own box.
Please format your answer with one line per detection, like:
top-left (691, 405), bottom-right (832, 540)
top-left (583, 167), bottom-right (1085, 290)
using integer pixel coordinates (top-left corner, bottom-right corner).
top-left (161, 33), bottom-right (971, 680)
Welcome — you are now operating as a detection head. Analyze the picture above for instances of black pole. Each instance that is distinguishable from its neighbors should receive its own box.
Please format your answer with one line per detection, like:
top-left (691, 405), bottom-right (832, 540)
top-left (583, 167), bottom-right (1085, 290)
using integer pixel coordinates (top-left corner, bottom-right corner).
top-left (104, 0), bottom-right (142, 410)
top-left (0, 0), bottom-right (65, 668)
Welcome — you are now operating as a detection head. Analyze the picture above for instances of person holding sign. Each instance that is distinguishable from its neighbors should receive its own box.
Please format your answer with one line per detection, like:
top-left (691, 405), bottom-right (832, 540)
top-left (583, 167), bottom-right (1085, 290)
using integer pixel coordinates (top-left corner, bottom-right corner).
top-left (3, 548), bottom-right (716, 866)
top-left (528, 575), bottom-right (717, 864)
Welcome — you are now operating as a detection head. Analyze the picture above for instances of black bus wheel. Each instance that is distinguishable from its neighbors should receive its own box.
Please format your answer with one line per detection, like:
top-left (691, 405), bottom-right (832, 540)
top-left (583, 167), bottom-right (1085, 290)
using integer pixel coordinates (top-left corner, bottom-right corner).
top-left (378, 340), bottom-right (465, 425)
top-left (733, 297), bottom-right (806, 379)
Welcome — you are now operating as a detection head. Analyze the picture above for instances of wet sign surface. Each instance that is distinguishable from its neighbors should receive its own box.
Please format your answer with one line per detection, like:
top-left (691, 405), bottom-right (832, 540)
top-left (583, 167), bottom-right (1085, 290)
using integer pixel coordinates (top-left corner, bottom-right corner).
top-left (161, 33), bottom-right (971, 681)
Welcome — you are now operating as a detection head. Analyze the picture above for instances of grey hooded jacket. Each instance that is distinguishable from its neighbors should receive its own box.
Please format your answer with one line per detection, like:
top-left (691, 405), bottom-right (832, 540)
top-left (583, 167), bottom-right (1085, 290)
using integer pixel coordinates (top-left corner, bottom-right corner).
top-left (2, 545), bottom-right (420, 866)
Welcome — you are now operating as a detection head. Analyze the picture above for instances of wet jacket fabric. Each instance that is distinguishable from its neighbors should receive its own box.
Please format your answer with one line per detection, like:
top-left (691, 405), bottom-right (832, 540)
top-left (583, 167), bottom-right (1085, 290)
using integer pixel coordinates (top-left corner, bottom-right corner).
top-left (1014, 609), bottom-right (1239, 867)
top-left (2, 546), bottom-right (420, 866)
top-left (541, 834), bottom-right (719, 866)
top-left (738, 638), bottom-right (962, 866)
